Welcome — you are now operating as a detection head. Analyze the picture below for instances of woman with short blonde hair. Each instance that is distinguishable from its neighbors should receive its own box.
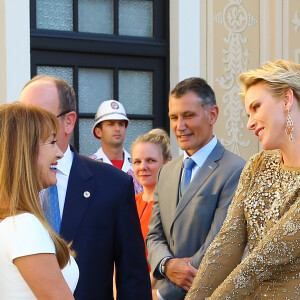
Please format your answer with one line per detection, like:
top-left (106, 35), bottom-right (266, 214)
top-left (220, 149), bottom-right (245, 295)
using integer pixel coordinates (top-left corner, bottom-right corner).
top-left (186, 60), bottom-right (300, 299)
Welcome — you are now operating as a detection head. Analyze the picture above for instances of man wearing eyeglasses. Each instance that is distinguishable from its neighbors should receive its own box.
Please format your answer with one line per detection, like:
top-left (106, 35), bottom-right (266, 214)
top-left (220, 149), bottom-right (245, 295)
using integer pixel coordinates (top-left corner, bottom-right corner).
top-left (19, 75), bottom-right (152, 300)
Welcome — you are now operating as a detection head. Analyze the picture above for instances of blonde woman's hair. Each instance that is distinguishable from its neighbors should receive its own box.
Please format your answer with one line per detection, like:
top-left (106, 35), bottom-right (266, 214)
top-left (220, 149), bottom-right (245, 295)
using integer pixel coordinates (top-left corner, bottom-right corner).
top-left (238, 60), bottom-right (300, 103)
top-left (131, 128), bottom-right (171, 162)
top-left (0, 102), bottom-right (72, 269)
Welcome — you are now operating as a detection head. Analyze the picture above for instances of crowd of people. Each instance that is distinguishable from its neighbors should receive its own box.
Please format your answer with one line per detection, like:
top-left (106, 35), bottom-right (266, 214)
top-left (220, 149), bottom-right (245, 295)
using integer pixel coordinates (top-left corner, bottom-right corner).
top-left (0, 59), bottom-right (299, 299)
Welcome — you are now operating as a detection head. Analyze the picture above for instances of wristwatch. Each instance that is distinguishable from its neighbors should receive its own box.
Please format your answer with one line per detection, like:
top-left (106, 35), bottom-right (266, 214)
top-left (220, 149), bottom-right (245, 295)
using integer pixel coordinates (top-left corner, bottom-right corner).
top-left (161, 257), bottom-right (172, 276)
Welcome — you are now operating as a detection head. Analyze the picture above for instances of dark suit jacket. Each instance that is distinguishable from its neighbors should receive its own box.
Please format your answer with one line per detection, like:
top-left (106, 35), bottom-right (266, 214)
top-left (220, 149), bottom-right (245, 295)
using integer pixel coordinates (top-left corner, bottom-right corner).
top-left (60, 147), bottom-right (151, 300)
top-left (146, 141), bottom-right (245, 300)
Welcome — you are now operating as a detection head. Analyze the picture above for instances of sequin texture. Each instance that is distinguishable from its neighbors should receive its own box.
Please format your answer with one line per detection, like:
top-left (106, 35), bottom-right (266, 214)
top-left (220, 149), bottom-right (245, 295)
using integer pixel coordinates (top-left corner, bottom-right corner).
top-left (185, 150), bottom-right (300, 299)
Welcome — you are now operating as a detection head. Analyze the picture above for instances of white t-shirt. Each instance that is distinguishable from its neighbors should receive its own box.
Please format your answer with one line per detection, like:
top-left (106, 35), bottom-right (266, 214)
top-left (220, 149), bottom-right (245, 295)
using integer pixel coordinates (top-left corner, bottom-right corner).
top-left (0, 213), bottom-right (79, 299)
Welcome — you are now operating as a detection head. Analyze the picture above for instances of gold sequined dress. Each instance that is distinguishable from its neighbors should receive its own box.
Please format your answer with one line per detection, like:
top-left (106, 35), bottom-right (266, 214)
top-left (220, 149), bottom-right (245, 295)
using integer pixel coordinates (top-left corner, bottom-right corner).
top-left (185, 150), bottom-right (300, 299)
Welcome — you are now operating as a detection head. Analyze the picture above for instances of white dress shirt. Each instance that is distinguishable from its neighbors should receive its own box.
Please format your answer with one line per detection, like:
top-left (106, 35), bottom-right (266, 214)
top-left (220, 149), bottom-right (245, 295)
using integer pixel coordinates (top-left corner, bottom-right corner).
top-left (56, 145), bottom-right (74, 217)
top-left (182, 135), bottom-right (217, 182)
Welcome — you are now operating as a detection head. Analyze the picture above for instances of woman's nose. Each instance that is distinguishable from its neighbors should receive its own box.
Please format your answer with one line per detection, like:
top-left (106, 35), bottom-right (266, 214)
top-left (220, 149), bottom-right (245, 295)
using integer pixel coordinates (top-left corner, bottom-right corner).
top-left (140, 161), bottom-right (147, 170)
top-left (56, 145), bottom-right (64, 159)
top-left (247, 116), bottom-right (256, 130)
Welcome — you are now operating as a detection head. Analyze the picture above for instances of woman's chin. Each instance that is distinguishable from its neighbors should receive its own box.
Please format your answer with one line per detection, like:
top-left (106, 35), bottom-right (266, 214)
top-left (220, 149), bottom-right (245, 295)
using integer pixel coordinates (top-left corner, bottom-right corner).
top-left (261, 142), bottom-right (277, 151)
top-left (43, 181), bottom-right (57, 190)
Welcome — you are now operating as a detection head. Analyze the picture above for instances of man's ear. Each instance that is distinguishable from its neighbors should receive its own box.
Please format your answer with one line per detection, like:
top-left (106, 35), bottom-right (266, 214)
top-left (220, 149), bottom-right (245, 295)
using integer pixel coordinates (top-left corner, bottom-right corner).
top-left (94, 127), bottom-right (102, 139)
top-left (208, 105), bottom-right (219, 125)
top-left (64, 111), bottom-right (77, 135)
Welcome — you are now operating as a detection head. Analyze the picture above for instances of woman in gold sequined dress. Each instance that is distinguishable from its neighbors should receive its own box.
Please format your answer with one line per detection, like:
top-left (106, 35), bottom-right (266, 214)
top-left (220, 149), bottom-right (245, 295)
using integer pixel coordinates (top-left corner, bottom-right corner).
top-left (185, 60), bottom-right (300, 299)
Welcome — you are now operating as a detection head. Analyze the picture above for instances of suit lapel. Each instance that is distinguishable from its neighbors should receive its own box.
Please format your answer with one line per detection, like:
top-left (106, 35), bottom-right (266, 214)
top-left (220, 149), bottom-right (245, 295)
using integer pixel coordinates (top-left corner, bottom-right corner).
top-left (172, 142), bottom-right (225, 225)
top-left (60, 148), bottom-right (95, 242)
top-left (163, 156), bottom-right (183, 236)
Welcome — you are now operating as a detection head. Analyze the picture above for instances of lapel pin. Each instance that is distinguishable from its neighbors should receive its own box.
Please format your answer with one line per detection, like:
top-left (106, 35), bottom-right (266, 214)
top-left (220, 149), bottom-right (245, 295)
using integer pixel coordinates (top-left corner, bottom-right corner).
top-left (208, 165), bottom-right (212, 169)
top-left (83, 191), bottom-right (90, 198)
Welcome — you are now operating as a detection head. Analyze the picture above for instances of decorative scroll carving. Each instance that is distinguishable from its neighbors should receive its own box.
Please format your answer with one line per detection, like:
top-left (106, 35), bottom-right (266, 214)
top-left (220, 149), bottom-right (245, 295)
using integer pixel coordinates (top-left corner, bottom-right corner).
top-left (296, 49), bottom-right (300, 63)
top-left (214, 0), bottom-right (258, 155)
top-left (292, 11), bottom-right (300, 63)
top-left (292, 11), bottom-right (300, 33)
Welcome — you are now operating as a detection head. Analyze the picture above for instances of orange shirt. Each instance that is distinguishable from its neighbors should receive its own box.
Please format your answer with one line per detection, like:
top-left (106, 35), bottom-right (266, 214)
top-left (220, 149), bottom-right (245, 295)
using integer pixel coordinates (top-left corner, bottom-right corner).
top-left (135, 192), bottom-right (154, 270)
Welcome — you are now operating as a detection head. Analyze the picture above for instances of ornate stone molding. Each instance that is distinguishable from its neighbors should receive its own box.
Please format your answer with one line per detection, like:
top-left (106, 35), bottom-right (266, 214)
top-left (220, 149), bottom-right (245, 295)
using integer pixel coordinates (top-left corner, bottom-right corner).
top-left (292, 11), bottom-right (300, 33)
top-left (295, 49), bottom-right (300, 63)
top-left (214, 0), bottom-right (258, 155)
top-left (292, 11), bottom-right (300, 63)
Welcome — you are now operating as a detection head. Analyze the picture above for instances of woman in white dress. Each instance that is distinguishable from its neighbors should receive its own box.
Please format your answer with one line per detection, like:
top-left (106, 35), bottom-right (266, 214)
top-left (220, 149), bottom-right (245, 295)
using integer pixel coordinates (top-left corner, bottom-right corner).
top-left (0, 103), bottom-right (79, 299)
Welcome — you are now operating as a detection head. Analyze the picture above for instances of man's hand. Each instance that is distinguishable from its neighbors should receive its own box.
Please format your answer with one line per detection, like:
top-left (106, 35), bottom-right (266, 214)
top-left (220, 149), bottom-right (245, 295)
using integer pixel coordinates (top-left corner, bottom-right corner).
top-left (165, 257), bottom-right (197, 291)
top-left (152, 289), bottom-right (160, 300)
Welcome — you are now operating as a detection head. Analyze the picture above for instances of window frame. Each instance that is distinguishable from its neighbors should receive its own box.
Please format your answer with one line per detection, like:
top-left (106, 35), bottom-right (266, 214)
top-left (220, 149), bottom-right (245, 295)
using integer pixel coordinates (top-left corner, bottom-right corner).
top-left (30, 0), bottom-right (169, 153)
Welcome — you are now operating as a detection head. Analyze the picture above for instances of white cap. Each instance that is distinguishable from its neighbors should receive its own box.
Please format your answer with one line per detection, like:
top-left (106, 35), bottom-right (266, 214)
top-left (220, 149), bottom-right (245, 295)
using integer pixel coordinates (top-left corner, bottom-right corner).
top-left (93, 100), bottom-right (129, 138)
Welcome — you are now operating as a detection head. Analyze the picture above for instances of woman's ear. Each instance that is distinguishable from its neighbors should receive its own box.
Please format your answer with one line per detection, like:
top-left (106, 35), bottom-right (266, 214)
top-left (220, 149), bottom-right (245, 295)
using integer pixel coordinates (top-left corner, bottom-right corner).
top-left (284, 88), bottom-right (294, 109)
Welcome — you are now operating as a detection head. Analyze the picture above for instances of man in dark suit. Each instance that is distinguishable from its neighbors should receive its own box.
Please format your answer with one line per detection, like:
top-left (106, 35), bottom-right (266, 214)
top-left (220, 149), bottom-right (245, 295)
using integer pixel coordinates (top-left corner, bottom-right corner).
top-left (19, 75), bottom-right (152, 300)
top-left (146, 77), bottom-right (245, 300)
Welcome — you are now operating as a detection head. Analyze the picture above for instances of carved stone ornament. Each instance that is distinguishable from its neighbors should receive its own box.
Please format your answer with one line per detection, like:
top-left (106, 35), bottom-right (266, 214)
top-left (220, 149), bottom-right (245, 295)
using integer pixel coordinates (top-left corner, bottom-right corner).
top-left (214, 0), bottom-right (258, 155)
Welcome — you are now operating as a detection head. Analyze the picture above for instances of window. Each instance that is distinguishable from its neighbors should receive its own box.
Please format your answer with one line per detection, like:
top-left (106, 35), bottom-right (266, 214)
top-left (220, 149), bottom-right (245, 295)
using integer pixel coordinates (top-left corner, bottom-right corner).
top-left (30, 0), bottom-right (169, 155)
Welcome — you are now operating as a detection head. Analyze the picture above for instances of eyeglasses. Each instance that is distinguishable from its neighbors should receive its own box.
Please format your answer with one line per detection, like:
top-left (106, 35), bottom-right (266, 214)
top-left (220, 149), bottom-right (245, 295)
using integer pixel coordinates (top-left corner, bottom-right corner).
top-left (56, 110), bottom-right (72, 118)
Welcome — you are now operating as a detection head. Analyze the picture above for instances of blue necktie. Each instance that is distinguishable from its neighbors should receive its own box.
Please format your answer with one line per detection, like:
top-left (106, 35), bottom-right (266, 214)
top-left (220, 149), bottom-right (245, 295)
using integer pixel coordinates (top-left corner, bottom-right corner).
top-left (44, 185), bottom-right (61, 234)
top-left (180, 158), bottom-right (196, 196)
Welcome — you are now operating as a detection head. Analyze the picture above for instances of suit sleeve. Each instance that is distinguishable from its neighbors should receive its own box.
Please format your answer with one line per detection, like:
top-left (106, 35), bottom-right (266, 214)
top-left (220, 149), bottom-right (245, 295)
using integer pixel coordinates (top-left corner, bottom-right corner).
top-left (114, 176), bottom-right (152, 300)
top-left (146, 167), bottom-right (174, 279)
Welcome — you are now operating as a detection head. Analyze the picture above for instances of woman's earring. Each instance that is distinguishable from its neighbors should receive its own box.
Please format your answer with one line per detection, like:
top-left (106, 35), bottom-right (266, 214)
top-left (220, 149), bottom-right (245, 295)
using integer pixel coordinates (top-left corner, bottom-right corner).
top-left (285, 108), bottom-right (294, 142)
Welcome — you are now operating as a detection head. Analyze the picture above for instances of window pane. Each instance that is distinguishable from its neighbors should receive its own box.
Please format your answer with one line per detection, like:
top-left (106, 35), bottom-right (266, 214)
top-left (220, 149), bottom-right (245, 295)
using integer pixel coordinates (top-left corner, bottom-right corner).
top-left (119, 70), bottom-right (153, 114)
top-left (78, 68), bottom-right (113, 114)
top-left (78, 0), bottom-right (113, 34)
top-left (79, 119), bottom-right (99, 156)
top-left (37, 66), bottom-right (73, 86)
top-left (36, 0), bottom-right (73, 31)
top-left (119, 0), bottom-right (153, 37)
top-left (124, 120), bottom-right (153, 152)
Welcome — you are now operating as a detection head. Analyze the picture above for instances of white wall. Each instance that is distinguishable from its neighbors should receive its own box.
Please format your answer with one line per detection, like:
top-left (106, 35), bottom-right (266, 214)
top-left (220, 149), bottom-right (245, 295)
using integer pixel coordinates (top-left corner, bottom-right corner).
top-left (0, 0), bottom-right (30, 104)
top-left (169, 0), bottom-right (202, 157)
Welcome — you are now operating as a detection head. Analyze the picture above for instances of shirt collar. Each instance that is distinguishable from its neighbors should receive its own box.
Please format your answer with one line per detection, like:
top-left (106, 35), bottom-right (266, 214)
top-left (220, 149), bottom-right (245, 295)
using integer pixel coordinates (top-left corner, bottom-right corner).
top-left (183, 136), bottom-right (217, 167)
top-left (57, 145), bottom-right (73, 176)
